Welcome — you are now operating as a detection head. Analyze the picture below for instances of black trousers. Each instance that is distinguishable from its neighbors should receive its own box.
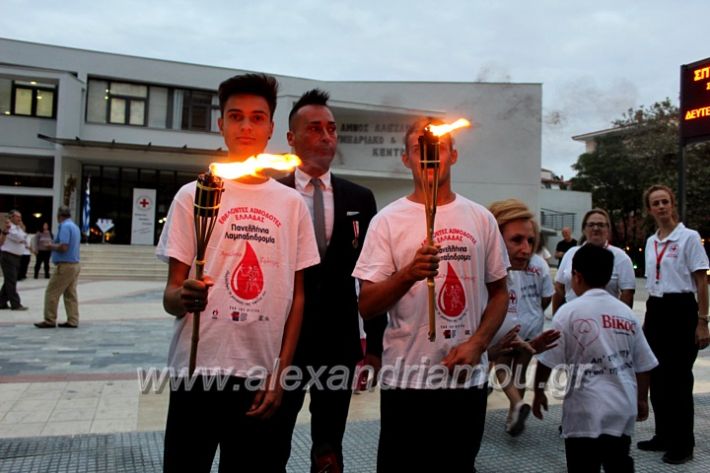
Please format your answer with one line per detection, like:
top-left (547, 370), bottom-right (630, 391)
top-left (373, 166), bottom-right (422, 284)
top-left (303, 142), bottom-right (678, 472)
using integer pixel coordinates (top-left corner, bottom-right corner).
top-left (377, 385), bottom-right (487, 473)
top-left (271, 363), bottom-right (356, 473)
top-left (163, 376), bottom-right (279, 473)
top-left (643, 294), bottom-right (698, 456)
top-left (0, 251), bottom-right (21, 308)
top-left (18, 254), bottom-right (30, 280)
top-left (34, 250), bottom-right (51, 278)
top-left (565, 435), bottom-right (633, 473)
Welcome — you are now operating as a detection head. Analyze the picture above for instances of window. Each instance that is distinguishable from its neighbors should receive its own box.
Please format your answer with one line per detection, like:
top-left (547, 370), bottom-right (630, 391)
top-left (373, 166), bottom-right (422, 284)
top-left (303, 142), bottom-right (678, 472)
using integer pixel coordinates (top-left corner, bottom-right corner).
top-left (86, 80), bottom-right (108, 123)
top-left (108, 82), bottom-right (147, 125)
top-left (0, 78), bottom-right (10, 115)
top-left (181, 90), bottom-right (217, 131)
top-left (148, 86), bottom-right (168, 128)
top-left (4, 80), bottom-right (57, 118)
top-left (86, 79), bottom-right (147, 126)
top-left (86, 79), bottom-right (217, 131)
top-left (0, 154), bottom-right (54, 188)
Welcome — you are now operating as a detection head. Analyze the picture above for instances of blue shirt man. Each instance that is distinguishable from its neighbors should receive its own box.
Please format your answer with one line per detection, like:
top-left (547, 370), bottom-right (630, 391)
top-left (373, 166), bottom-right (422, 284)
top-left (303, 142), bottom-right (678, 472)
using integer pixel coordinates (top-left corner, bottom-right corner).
top-left (35, 206), bottom-right (82, 328)
top-left (52, 217), bottom-right (80, 264)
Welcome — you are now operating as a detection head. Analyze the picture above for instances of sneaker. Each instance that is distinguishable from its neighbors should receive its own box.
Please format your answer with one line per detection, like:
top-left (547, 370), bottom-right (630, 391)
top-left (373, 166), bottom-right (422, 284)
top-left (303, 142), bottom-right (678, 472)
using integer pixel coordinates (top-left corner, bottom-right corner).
top-left (506, 402), bottom-right (531, 437)
top-left (637, 436), bottom-right (667, 452)
top-left (0, 305), bottom-right (9, 310)
top-left (11, 305), bottom-right (28, 311)
top-left (58, 322), bottom-right (78, 328)
top-left (662, 451), bottom-right (693, 465)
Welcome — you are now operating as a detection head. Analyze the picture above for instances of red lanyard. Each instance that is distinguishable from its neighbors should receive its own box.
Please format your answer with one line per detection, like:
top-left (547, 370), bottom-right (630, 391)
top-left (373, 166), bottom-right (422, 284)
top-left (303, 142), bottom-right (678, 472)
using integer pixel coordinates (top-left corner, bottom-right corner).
top-left (653, 240), bottom-right (670, 281)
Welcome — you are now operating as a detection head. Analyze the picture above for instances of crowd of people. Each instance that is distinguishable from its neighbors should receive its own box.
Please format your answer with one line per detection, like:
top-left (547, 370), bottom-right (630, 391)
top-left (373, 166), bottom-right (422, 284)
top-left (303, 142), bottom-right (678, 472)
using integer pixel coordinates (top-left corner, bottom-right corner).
top-left (147, 72), bottom-right (709, 472)
top-left (2, 72), bottom-right (705, 472)
top-left (1, 207), bottom-right (82, 327)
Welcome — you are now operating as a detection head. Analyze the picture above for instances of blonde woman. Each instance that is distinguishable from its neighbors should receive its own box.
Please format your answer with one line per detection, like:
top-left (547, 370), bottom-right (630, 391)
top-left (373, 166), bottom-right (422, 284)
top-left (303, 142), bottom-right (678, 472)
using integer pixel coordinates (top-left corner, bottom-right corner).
top-left (636, 184), bottom-right (709, 465)
top-left (488, 199), bottom-right (559, 436)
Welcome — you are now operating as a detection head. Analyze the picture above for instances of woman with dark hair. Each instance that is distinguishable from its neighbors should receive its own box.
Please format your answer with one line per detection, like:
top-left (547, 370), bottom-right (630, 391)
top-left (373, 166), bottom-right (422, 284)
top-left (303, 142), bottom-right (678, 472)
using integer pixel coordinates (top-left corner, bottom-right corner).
top-left (552, 208), bottom-right (636, 314)
top-left (33, 222), bottom-right (53, 279)
top-left (636, 184), bottom-right (709, 465)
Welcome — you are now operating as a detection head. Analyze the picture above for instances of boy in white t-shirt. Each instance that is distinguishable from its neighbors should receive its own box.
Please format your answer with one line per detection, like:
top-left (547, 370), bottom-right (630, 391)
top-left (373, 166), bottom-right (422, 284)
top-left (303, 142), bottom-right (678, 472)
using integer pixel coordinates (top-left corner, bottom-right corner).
top-left (156, 74), bottom-right (319, 473)
top-left (533, 244), bottom-right (657, 473)
top-left (353, 118), bottom-right (509, 472)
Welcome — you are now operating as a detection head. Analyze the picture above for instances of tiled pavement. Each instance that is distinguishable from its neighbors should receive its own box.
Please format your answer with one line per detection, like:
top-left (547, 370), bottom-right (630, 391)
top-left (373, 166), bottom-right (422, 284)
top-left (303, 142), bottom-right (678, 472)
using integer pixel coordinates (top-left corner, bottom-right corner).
top-left (1, 276), bottom-right (709, 472)
top-left (1, 398), bottom-right (709, 472)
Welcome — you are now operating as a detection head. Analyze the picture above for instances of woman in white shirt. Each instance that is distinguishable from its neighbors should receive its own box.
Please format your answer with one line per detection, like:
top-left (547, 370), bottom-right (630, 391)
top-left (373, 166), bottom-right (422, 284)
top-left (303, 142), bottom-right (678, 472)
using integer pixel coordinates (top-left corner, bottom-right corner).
top-left (488, 199), bottom-right (558, 437)
top-left (552, 208), bottom-right (636, 315)
top-left (636, 184), bottom-right (709, 465)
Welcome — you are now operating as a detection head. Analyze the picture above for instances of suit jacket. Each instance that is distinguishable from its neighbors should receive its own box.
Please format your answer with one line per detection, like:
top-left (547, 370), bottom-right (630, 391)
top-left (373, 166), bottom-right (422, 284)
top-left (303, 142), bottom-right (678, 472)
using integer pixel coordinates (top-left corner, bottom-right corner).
top-left (280, 173), bottom-right (386, 367)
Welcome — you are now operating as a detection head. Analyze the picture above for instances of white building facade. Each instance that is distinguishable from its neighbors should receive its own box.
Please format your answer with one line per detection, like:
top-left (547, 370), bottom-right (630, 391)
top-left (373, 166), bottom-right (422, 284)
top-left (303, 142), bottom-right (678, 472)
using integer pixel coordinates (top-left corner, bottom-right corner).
top-left (0, 38), bottom-right (543, 244)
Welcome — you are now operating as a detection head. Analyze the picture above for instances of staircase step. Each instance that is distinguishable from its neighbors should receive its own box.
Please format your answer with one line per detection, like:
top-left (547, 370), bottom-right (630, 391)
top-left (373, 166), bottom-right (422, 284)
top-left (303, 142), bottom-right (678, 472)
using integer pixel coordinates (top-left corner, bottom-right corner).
top-left (79, 244), bottom-right (166, 281)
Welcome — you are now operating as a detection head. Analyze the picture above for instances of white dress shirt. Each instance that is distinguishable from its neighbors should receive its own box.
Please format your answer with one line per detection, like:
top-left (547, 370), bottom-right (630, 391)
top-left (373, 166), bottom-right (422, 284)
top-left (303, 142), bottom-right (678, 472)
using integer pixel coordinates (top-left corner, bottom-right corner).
top-left (1, 223), bottom-right (28, 256)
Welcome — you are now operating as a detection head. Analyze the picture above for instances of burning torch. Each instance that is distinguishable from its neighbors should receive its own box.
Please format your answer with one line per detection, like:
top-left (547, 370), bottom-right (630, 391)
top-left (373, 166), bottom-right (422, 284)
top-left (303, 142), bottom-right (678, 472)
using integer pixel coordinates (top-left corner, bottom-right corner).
top-left (418, 119), bottom-right (471, 342)
top-left (189, 153), bottom-right (301, 377)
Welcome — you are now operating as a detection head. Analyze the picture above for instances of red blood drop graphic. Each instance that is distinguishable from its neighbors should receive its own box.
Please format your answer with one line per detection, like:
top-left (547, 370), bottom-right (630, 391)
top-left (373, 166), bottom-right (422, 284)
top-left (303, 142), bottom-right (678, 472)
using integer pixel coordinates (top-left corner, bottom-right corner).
top-left (231, 242), bottom-right (264, 300)
top-left (438, 262), bottom-right (465, 317)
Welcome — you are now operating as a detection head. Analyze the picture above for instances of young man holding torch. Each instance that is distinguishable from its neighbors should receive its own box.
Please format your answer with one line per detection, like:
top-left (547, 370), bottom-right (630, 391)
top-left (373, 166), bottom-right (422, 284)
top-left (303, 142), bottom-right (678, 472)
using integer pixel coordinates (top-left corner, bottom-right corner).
top-left (157, 74), bottom-right (320, 473)
top-left (273, 89), bottom-right (386, 473)
top-left (353, 117), bottom-right (509, 472)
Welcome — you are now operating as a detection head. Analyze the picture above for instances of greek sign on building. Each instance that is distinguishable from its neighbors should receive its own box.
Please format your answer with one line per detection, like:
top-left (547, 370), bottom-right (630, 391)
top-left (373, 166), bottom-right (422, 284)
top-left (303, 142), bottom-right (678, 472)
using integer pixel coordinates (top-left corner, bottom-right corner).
top-left (131, 188), bottom-right (156, 245)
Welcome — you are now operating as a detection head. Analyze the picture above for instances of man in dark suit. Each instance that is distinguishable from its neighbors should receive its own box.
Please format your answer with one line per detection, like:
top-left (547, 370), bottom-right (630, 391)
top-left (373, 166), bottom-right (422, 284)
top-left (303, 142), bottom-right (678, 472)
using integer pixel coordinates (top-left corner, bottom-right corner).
top-left (274, 89), bottom-right (386, 473)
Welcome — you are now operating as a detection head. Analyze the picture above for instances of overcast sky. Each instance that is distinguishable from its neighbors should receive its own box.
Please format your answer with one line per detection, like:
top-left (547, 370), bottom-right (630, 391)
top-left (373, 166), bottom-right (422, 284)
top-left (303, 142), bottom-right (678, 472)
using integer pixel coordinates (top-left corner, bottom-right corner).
top-left (2, 0), bottom-right (708, 177)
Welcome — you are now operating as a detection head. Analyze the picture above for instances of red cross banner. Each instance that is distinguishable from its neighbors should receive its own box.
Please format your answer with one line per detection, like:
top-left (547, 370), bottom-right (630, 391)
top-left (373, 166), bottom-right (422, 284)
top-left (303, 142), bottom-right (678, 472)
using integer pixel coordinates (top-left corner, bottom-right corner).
top-left (131, 188), bottom-right (156, 245)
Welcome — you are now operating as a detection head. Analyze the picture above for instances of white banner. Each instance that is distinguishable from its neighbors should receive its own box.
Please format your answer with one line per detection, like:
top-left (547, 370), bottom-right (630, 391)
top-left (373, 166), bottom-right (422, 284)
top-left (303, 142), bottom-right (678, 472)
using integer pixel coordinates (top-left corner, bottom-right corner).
top-left (131, 188), bottom-right (156, 245)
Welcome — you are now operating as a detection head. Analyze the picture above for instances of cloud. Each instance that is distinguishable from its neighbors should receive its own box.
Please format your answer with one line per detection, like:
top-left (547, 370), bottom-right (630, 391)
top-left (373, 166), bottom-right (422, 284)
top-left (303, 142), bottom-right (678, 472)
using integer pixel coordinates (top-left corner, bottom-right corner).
top-left (2, 0), bottom-right (709, 177)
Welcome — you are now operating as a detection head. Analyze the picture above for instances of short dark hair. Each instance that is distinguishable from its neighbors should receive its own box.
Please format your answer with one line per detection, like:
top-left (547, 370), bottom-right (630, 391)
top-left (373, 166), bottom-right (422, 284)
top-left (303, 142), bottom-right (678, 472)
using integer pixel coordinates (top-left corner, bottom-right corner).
top-left (572, 244), bottom-right (613, 289)
top-left (288, 89), bottom-right (330, 129)
top-left (57, 206), bottom-right (71, 218)
top-left (218, 73), bottom-right (278, 118)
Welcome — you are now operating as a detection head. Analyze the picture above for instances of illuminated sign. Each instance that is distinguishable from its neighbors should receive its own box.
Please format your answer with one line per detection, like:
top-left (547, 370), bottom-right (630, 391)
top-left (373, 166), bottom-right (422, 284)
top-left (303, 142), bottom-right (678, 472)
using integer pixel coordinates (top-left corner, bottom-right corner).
top-left (680, 57), bottom-right (710, 144)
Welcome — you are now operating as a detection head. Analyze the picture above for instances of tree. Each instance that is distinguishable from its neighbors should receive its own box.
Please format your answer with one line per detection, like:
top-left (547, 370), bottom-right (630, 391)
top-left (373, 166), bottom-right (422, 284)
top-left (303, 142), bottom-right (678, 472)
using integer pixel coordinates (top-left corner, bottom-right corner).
top-left (571, 99), bottom-right (710, 269)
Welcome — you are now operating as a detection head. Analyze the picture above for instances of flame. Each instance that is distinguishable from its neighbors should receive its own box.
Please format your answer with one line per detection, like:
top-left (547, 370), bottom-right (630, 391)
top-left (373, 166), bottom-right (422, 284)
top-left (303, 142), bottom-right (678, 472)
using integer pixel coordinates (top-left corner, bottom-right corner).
top-left (426, 118), bottom-right (472, 137)
top-left (209, 153), bottom-right (301, 179)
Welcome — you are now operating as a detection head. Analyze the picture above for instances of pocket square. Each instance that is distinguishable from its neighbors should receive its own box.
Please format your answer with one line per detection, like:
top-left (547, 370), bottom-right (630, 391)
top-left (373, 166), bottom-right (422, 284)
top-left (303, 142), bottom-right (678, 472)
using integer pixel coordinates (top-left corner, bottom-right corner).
top-left (346, 211), bottom-right (360, 217)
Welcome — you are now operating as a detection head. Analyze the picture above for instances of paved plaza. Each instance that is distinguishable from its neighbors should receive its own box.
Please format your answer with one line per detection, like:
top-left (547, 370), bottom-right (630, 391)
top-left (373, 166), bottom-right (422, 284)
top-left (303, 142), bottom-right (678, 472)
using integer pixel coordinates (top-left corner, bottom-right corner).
top-left (0, 276), bottom-right (709, 472)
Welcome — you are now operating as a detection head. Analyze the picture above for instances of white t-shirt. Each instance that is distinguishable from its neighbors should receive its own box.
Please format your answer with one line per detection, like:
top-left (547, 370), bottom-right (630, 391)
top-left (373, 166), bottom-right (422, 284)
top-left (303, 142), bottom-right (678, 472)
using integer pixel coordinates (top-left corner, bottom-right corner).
top-left (509, 254), bottom-right (555, 341)
top-left (556, 243), bottom-right (635, 302)
top-left (537, 289), bottom-right (658, 438)
top-left (537, 246), bottom-right (552, 262)
top-left (156, 178), bottom-right (320, 377)
top-left (489, 269), bottom-right (520, 348)
top-left (644, 223), bottom-right (710, 297)
top-left (491, 254), bottom-right (554, 346)
top-left (352, 195), bottom-right (509, 389)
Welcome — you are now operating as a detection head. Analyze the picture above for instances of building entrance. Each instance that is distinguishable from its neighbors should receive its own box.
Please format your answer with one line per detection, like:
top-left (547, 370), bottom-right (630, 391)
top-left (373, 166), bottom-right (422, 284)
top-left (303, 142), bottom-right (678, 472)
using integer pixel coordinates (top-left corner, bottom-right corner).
top-left (82, 164), bottom-right (195, 244)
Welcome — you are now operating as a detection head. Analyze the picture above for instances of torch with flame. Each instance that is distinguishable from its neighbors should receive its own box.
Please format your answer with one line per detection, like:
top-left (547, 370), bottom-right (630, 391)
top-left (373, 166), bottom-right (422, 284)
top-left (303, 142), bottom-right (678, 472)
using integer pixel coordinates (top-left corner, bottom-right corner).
top-left (418, 118), bottom-right (471, 342)
top-left (188, 153), bottom-right (301, 376)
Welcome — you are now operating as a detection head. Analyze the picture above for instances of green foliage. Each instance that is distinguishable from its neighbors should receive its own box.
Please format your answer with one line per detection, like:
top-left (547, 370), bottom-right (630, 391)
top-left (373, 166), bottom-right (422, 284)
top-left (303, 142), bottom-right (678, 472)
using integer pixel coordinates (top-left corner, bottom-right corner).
top-left (571, 99), bottom-right (710, 251)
